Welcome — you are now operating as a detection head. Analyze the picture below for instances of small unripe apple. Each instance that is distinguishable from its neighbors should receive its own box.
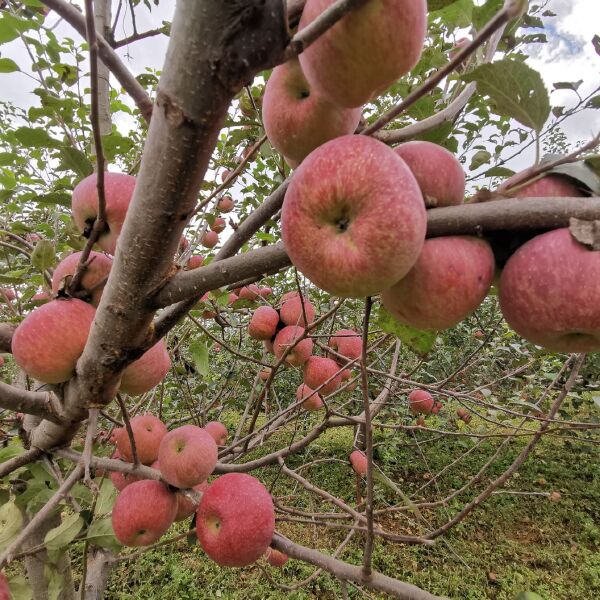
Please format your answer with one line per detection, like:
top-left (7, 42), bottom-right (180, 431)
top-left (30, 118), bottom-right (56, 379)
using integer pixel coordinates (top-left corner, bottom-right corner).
top-left (196, 473), bottom-right (275, 567)
top-left (111, 480), bottom-right (177, 546)
top-left (249, 306), bottom-right (280, 340)
top-left (408, 390), bottom-right (435, 415)
top-left (296, 383), bottom-right (323, 411)
top-left (204, 421), bottom-right (228, 446)
top-left (201, 230), bottom-right (219, 249)
top-left (280, 293), bottom-right (315, 327)
top-left (265, 547), bottom-right (289, 568)
top-left (349, 450), bottom-right (367, 475)
top-left (115, 413), bottom-right (168, 465)
top-left (328, 329), bottom-right (362, 363)
top-left (119, 339), bottom-right (171, 396)
top-left (211, 217), bottom-right (227, 233)
top-left (217, 195), bottom-right (234, 213)
top-left (303, 356), bottom-right (342, 396)
top-left (273, 326), bottom-right (313, 367)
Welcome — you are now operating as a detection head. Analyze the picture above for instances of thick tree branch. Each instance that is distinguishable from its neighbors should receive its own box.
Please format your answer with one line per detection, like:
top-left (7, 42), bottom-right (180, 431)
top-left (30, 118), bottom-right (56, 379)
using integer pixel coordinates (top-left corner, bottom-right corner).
top-left (0, 382), bottom-right (63, 422)
top-left (0, 447), bottom-right (43, 479)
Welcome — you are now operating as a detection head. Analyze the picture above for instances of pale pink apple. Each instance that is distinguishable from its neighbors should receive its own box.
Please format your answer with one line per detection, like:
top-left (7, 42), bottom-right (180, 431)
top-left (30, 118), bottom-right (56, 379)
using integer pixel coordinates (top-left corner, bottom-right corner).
top-left (395, 141), bottom-right (465, 208)
top-left (499, 228), bottom-right (600, 352)
top-left (280, 293), bottom-right (315, 327)
top-left (0, 571), bottom-right (9, 600)
top-left (119, 339), bottom-right (171, 396)
top-left (328, 329), bottom-right (361, 363)
top-left (498, 173), bottom-right (585, 198)
top-left (227, 292), bottom-right (239, 305)
top-left (265, 547), bottom-right (289, 567)
top-left (187, 255), bottom-right (204, 269)
top-left (298, 0), bottom-right (427, 107)
top-left (114, 413), bottom-right (168, 465)
top-left (51, 251), bottom-right (112, 306)
top-left (281, 135), bottom-right (426, 298)
top-left (217, 195), bottom-right (234, 213)
top-left (174, 481), bottom-right (209, 521)
top-left (71, 172), bottom-right (136, 255)
top-left (158, 425), bottom-right (218, 488)
top-left (262, 57), bottom-right (362, 164)
top-left (273, 326), bottom-right (313, 366)
top-left (259, 287), bottom-right (273, 298)
top-left (211, 217), bottom-right (227, 233)
top-left (249, 306), bottom-right (280, 340)
top-left (196, 473), bottom-right (275, 567)
top-left (204, 421), bottom-right (228, 446)
top-left (0, 287), bottom-right (15, 302)
top-left (303, 356), bottom-right (342, 396)
top-left (239, 284), bottom-right (261, 301)
top-left (111, 480), bottom-right (177, 546)
top-left (381, 236), bottom-right (495, 331)
top-left (350, 450), bottom-right (367, 475)
top-left (296, 383), bottom-right (323, 411)
top-left (31, 291), bottom-right (51, 304)
top-left (12, 299), bottom-right (95, 383)
top-left (201, 230), bottom-right (219, 249)
top-left (408, 390), bottom-right (435, 415)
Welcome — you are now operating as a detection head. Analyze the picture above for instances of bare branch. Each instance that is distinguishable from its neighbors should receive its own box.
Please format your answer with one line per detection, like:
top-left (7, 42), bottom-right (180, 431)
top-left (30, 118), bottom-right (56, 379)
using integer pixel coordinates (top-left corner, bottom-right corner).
top-left (0, 447), bottom-right (43, 479)
top-left (0, 382), bottom-right (63, 423)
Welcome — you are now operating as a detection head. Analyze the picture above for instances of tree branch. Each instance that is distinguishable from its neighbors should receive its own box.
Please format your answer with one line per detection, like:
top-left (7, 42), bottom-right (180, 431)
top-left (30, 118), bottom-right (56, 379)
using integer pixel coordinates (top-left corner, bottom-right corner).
top-left (0, 382), bottom-right (63, 423)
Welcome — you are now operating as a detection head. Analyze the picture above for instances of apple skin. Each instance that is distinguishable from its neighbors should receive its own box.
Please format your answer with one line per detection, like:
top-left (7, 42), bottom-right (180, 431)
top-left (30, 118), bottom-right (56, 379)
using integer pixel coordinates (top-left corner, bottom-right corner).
top-left (249, 306), bottom-right (280, 340)
top-left (265, 548), bottom-right (289, 567)
top-left (259, 367), bottom-right (272, 381)
top-left (228, 292), bottom-right (239, 305)
top-left (498, 173), bottom-right (585, 198)
top-left (204, 421), bottom-right (228, 446)
top-left (298, 0), bottom-right (427, 108)
top-left (211, 217), bottom-right (226, 233)
top-left (303, 356), bottom-right (342, 396)
top-left (280, 293), bottom-right (315, 327)
top-left (349, 450), bottom-right (367, 476)
top-left (51, 251), bottom-right (112, 306)
top-left (201, 230), bottom-right (219, 249)
top-left (111, 480), bottom-right (177, 547)
top-left (273, 326), bottom-right (313, 367)
top-left (382, 236), bottom-right (495, 331)
top-left (158, 425), bottom-right (218, 488)
top-left (0, 287), bottom-right (15, 302)
top-left (328, 329), bottom-right (362, 363)
top-left (0, 571), bottom-right (9, 600)
top-left (395, 141), bottom-right (465, 208)
top-left (499, 228), bottom-right (600, 352)
top-left (281, 135), bottom-right (426, 298)
top-left (239, 284), bottom-right (261, 301)
top-left (217, 195), bottom-right (234, 213)
top-left (259, 287), bottom-right (273, 298)
top-left (174, 481), bottom-right (209, 521)
top-left (71, 172), bottom-right (136, 255)
top-left (12, 299), bottom-right (96, 384)
top-left (262, 57), bottom-right (362, 165)
top-left (408, 390), bottom-right (434, 415)
top-left (108, 450), bottom-right (147, 491)
top-left (119, 339), bottom-right (171, 396)
top-left (187, 255), bottom-right (204, 269)
top-left (196, 473), bottom-right (275, 567)
top-left (296, 383), bottom-right (323, 411)
top-left (114, 413), bottom-right (168, 465)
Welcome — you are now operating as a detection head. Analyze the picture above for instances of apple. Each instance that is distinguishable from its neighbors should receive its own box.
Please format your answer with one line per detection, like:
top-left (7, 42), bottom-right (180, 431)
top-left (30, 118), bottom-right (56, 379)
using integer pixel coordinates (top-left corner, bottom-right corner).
top-left (211, 217), bottom-right (227, 233)
top-left (498, 173), bottom-right (585, 198)
top-left (12, 299), bottom-right (96, 383)
top-left (239, 284), bottom-right (261, 301)
top-left (31, 291), bottom-right (51, 304)
top-left (111, 480), bottom-right (177, 546)
top-left (114, 413), bottom-right (168, 465)
top-left (303, 356), bottom-right (342, 396)
top-left (456, 408), bottom-right (472, 424)
top-left (119, 339), bottom-right (171, 396)
top-left (187, 255), bottom-right (204, 269)
top-left (51, 251), bottom-right (112, 306)
top-left (298, 0), bottom-right (427, 108)
top-left (279, 292), bottom-right (315, 327)
top-left (0, 287), bottom-right (15, 302)
top-left (71, 172), bottom-right (137, 255)
top-left (228, 292), bottom-right (239, 305)
top-left (174, 481), bottom-right (209, 521)
top-left (349, 450), bottom-right (367, 476)
top-left (281, 135), bottom-right (426, 298)
top-left (262, 57), bottom-right (362, 165)
top-left (395, 141), bottom-right (465, 208)
top-left (201, 230), bottom-right (219, 249)
top-left (408, 390), bottom-right (434, 415)
top-left (25, 232), bottom-right (41, 244)
top-left (108, 450), bottom-right (147, 491)
top-left (217, 195), bottom-right (234, 213)
top-left (328, 329), bottom-right (362, 363)
top-left (0, 571), bottom-right (9, 600)
top-left (196, 473), bottom-right (275, 567)
top-left (499, 228), bottom-right (600, 352)
top-left (381, 236), bottom-right (495, 331)
top-left (259, 287), bottom-right (272, 298)
top-left (178, 236), bottom-right (190, 253)
top-left (265, 547), bottom-right (289, 568)
top-left (220, 169), bottom-right (232, 183)
top-left (249, 306), bottom-right (280, 340)
top-left (296, 383), bottom-right (323, 411)
top-left (549, 491), bottom-right (561, 502)
top-left (158, 425), bottom-right (218, 488)
top-left (204, 421), bottom-right (228, 446)
top-left (273, 326), bottom-right (313, 366)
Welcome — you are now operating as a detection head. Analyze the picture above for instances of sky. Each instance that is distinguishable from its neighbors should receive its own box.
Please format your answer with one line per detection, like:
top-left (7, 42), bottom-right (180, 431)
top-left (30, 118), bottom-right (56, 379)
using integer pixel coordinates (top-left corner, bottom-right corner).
top-left (0, 0), bottom-right (598, 172)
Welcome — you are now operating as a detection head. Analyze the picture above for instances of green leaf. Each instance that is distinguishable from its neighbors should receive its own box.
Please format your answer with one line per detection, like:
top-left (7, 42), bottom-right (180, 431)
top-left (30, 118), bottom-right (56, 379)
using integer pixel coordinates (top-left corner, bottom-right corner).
top-left (469, 150), bottom-right (491, 171)
top-left (58, 146), bottom-right (93, 179)
top-left (86, 518), bottom-right (122, 552)
top-left (0, 13), bottom-right (34, 44)
top-left (484, 166), bottom-right (515, 178)
top-left (14, 127), bottom-right (61, 148)
top-left (540, 156), bottom-right (600, 196)
top-left (0, 502), bottom-right (23, 552)
top-left (514, 593), bottom-right (545, 600)
top-left (0, 58), bottom-right (19, 73)
top-left (7, 574), bottom-right (32, 600)
top-left (473, 0), bottom-right (503, 30)
top-left (94, 481), bottom-right (117, 516)
top-left (553, 80), bottom-right (583, 91)
top-left (376, 307), bottom-right (437, 357)
top-left (463, 59), bottom-right (550, 131)
top-left (189, 340), bottom-right (210, 376)
top-left (31, 239), bottom-right (56, 272)
top-left (44, 513), bottom-right (83, 563)
top-left (45, 564), bottom-right (65, 600)
top-left (593, 35), bottom-right (600, 57)
top-left (32, 192), bottom-right (71, 207)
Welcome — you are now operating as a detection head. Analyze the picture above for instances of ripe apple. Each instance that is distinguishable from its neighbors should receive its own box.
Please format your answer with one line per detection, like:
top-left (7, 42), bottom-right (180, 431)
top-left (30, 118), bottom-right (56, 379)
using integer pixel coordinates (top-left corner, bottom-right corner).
top-left (158, 425), bottom-right (218, 488)
top-left (499, 228), bottom-right (600, 352)
top-left (328, 329), bottom-right (362, 363)
top-left (239, 284), bottom-right (261, 301)
top-left (71, 172), bottom-right (136, 255)
top-left (211, 217), bottom-right (227, 233)
top-left (280, 292), bottom-right (315, 327)
top-left (281, 135), bottom-right (426, 298)
top-left (456, 407), bottom-right (472, 424)
top-left (395, 141), bottom-right (465, 208)
top-left (303, 356), bottom-right (342, 396)
top-left (187, 255), bottom-right (204, 269)
top-left (265, 547), bottom-right (289, 567)
top-left (204, 421), bottom-right (228, 446)
top-left (273, 326), bottom-right (313, 367)
top-left (259, 287), bottom-right (273, 298)
top-left (108, 450), bottom-right (147, 491)
top-left (51, 251), bottom-right (112, 306)
top-left (31, 291), bottom-right (51, 304)
top-left (119, 339), bottom-right (171, 396)
top-left (498, 173), bottom-right (585, 198)
top-left (111, 480), bottom-right (177, 546)
top-left (0, 571), bottom-right (9, 600)
top-left (174, 481), bottom-right (209, 521)
top-left (349, 450), bottom-right (367, 476)
top-left (0, 288), bottom-right (15, 302)
top-left (217, 195), bottom-right (234, 213)
top-left (408, 390), bottom-right (435, 415)
top-left (196, 473), bottom-right (275, 567)
top-left (220, 169), bottom-right (232, 183)
top-left (381, 236), bottom-right (495, 331)
top-left (262, 57), bottom-right (362, 165)
top-left (114, 413), bottom-right (168, 465)
top-left (249, 306), bottom-right (280, 340)
top-left (227, 292), bottom-right (239, 305)
top-left (296, 383), bottom-right (323, 411)
top-left (12, 299), bottom-right (96, 384)
top-left (201, 230), bottom-right (219, 249)
top-left (298, 0), bottom-right (427, 108)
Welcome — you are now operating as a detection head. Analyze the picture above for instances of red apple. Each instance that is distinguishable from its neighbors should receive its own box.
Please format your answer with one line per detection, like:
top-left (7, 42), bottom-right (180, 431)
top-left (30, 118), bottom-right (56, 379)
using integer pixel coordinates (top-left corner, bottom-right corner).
top-left (158, 425), bottom-right (218, 488)
top-left (179, 236), bottom-right (190, 253)
top-left (0, 571), bottom-right (9, 600)
top-left (498, 173), bottom-right (585, 198)
top-left (114, 413), bottom-right (168, 465)
top-left (187, 255), bottom-right (204, 269)
top-left (296, 383), bottom-right (323, 411)
top-left (51, 251), bottom-right (112, 306)
top-left (196, 473), bottom-right (275, 567)
top-left (281, 135), bottom-right (425, 298)
top-left (239, 284), bottom-right (261, 301)
top-left (31, 291), bottom-right (51, 304)
top-left (395, 141), bottom-right (465, 208)
top-left (381, 236), bottom-right (495, 331)
top-left (71, 172), bottom-right (136, 255)
top-left (201, 230), bottom-right (219, 249)
top-left (217, 195), bottom-right (234, 213)
top-left (204, 421), bottom-right (228, 446)
top-left (349, 450), bottom-right (367, 476)
top-left (273, 326), bottom-right (313, 367)
top-left (211, 217), bottom-right (227, 233)
top-left (303, 356), bottom-right (342, 396)
top-left (0, 288), bottom-right (15, 302)
top-left (262, 57), bottom-right (362, 165)
top-left (119, 339), bottom-right (171, 396)
top-left (227, 292), bottom-right (239, 305)
top-left (499, 228), bottom-right (600, 352)
top-left (328, 329), bottom-right (362, 363)
top-left (259, 287), bottom-right (273, 298)
top-left (408, 390), bottom-right (435, 415)
top-left (174, 481), bottom-right (209, 521)
top-left (249, 306), bottom-right (280, 340)
top-left (111, 480), bottom-right (177, 546)
top-left (298, 0), bottom-right (427, 107)
top-left (265, 547), bottom-right (289, 567)
top-left (280, 293), bottom-right (315, 327)
top-left (108, 450), bottom-right (147, 491)
top-left (12, 299), bottom-right (95, 383)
